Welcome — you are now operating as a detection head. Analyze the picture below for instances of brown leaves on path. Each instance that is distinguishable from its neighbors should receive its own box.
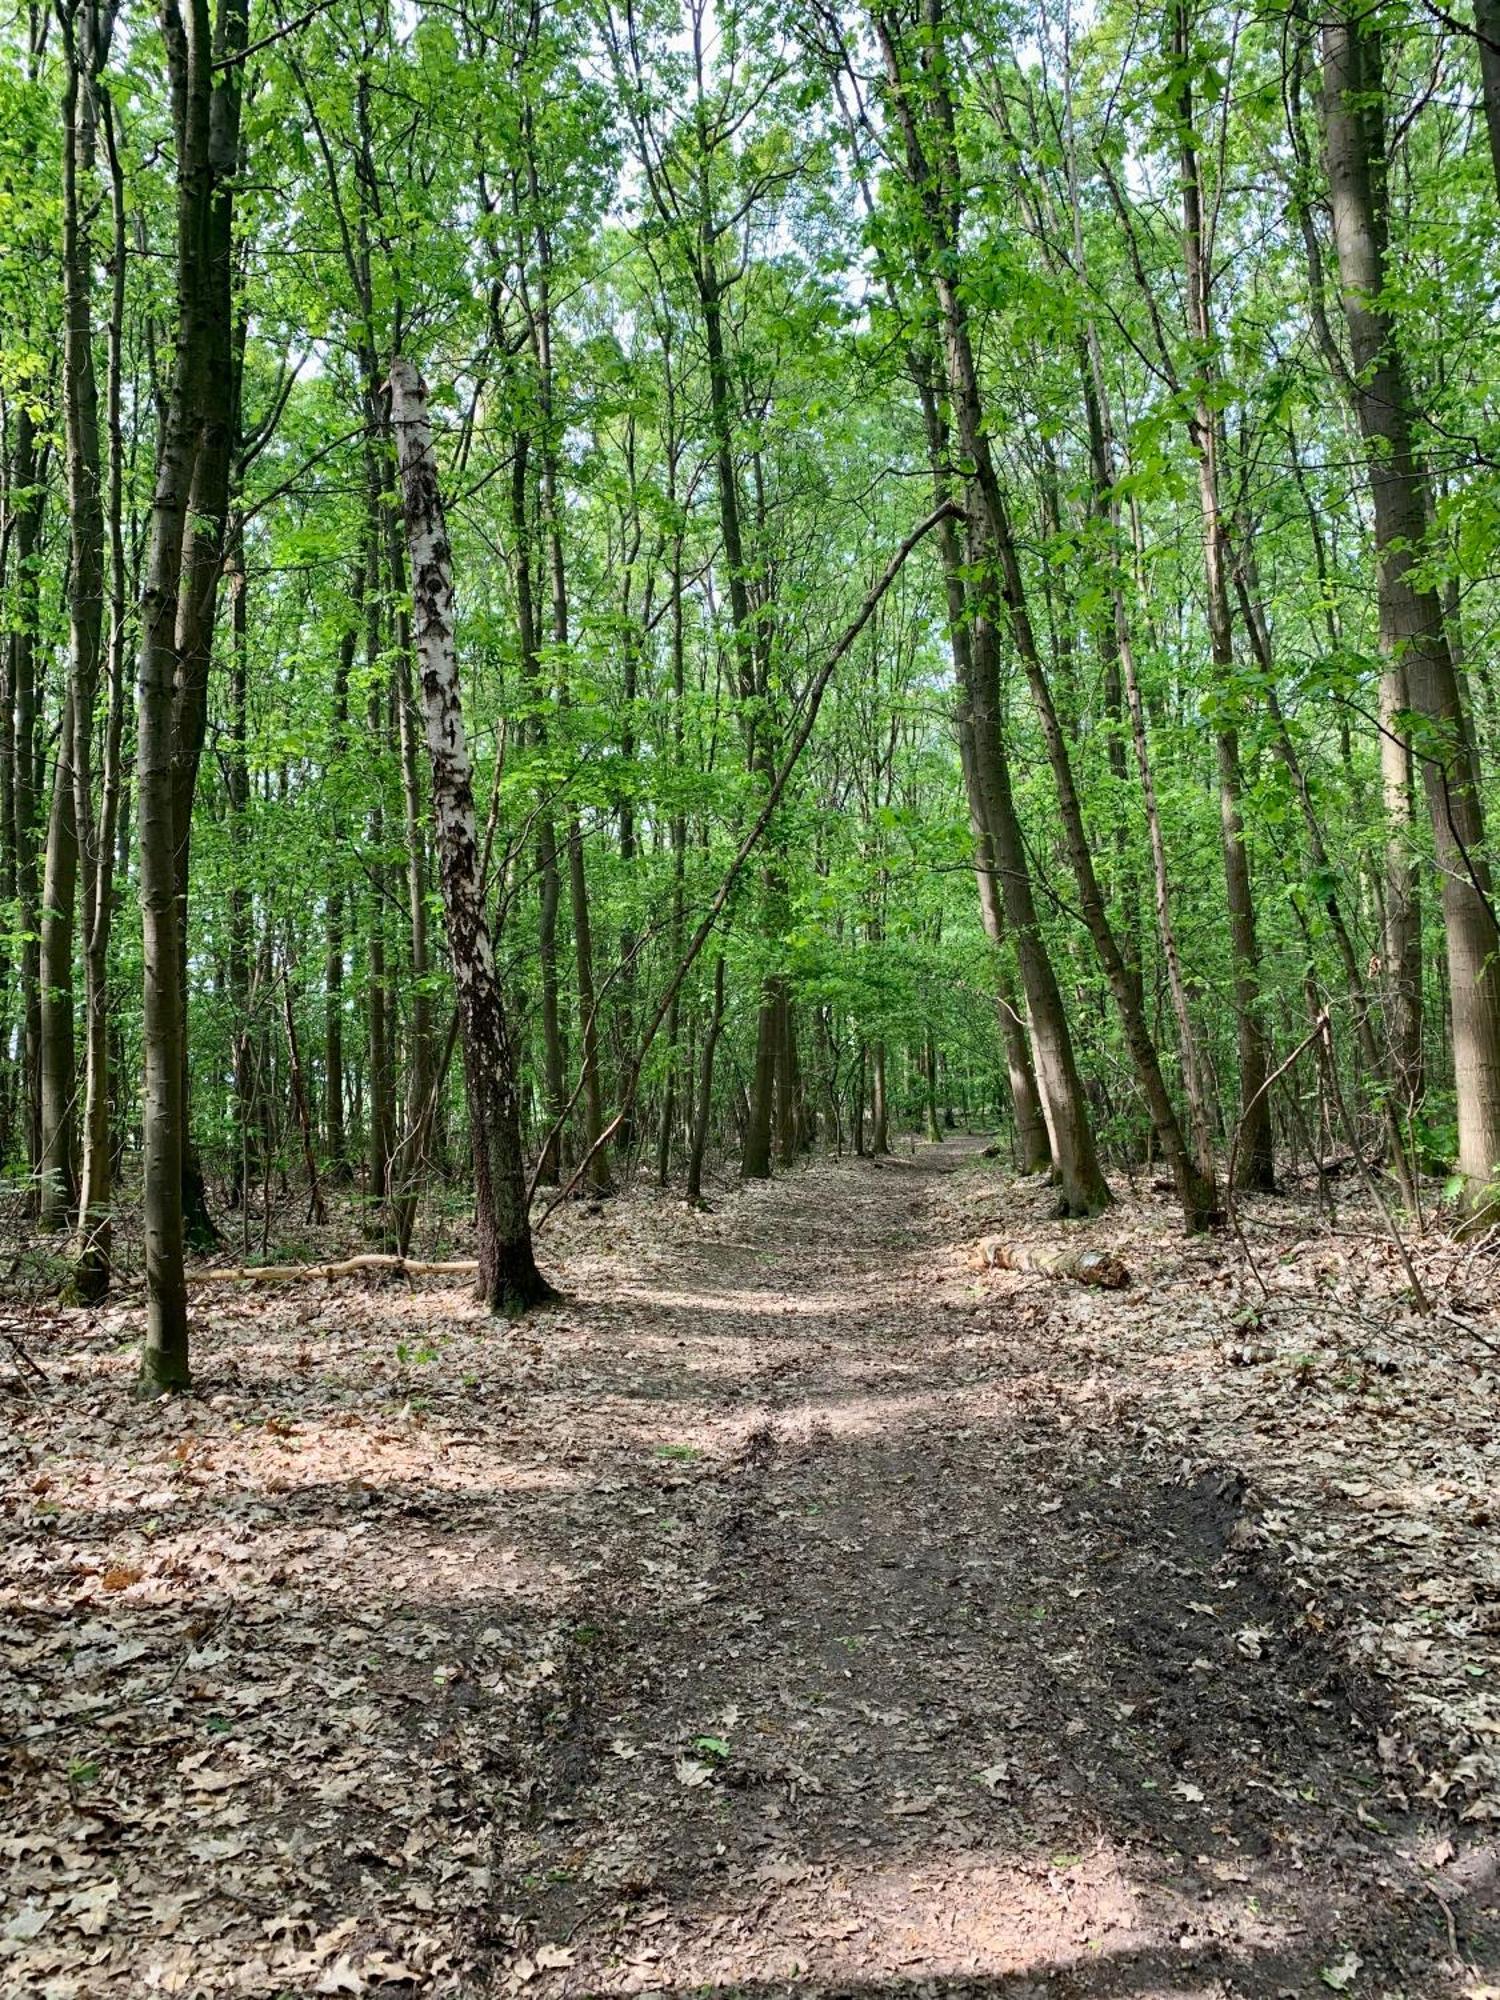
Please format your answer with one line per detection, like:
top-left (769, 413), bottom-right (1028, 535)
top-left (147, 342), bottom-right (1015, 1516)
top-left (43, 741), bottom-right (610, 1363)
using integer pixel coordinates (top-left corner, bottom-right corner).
top-left (2, 1140), bottom-right (1497, 1996)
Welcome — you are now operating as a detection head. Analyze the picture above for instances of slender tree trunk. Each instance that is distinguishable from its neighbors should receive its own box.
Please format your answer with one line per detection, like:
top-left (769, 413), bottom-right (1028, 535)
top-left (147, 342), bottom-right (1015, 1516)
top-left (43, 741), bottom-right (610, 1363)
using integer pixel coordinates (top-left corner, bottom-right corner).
top-left (961, 598), bottom-right (1112, 1215)
top-left (535, 815), bottom-right (567, 1179)
top-left (1078, 354), bottom-right (1218, 1194)
top-left (923, 1030), bottom-right (942, 1143)
top-left (686, 954), bottom-right (726, 1204)
top-left (988, 489), bottom-right (1215, 1227)
top-left (70, 47), bottom-right (127, 1298)
top-left (775, 986), bottom-right (800, 1166)
top-left (324, 612), bottom-right (355, 1178)
top-left (137, 0), bottom-right (247, 1391)
top-left (873, 4), bottom-right (1108, 1214)
top-left (869, 1040), bottom-right (890, 1156)
top-left (226, 526), bottom-right (255, 1210)
top-left (385, 488), bottom-right (435, 1231)
top-left (1173, 0), bottom-right (1275, 1190)
top-left (1474, 0), bottom-right (1500, 202)
top-left (281, 954), bottom-right (326, 1226)
top-left (526, 213), bottom-right (611, 1197)
top-left (38, 694), bottom-right (79, 1227)
top-left (509, 431), bottom-right (567, 1183)
top-left (11, 401), bottom-right (44, 1186)
top-left (697, 231), bottom-right (781, 1181)
top-left (1323, 3), bottom-right (1500, 1206)
top-left (917, 369), bottom-right (1050, 1174)
top-left (389, 356), bottom-right (555, 1311)
top-left (365, 622), bottom-right (395, 1233)
top-left (53, 34), bottom-right (106, 1258)
top-left (567, 809), bottom-right (612, 1193)
top-left (955, 677), bottom-right (1050, 1174)
top-left (1234, 547), bottom-right (1418, 1206)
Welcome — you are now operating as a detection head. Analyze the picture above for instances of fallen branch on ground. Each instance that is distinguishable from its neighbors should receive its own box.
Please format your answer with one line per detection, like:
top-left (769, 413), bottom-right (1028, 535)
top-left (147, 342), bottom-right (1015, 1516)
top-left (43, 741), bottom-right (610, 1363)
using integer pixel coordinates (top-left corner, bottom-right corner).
top-left (970, 1237), bottom-right (1130, 1289)
top-left (199, 1255), bottom-right (481, 1285)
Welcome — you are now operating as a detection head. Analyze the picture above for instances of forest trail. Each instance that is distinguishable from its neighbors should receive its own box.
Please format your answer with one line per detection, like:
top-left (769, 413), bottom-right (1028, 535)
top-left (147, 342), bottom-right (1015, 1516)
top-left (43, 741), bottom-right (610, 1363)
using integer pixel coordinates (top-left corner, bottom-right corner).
top-left (5, 1140), bottom-right (1498, 1997)
top-left (480, 1140), bottom-right (1492, 2000)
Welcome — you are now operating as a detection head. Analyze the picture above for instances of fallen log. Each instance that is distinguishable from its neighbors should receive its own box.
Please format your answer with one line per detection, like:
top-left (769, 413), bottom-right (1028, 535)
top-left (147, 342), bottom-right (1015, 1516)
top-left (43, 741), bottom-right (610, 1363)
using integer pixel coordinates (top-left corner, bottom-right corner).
top-left (970, 1236), bottom-right (1130, 1290)
top-left (199, 1255), bottom-right (481, 1285)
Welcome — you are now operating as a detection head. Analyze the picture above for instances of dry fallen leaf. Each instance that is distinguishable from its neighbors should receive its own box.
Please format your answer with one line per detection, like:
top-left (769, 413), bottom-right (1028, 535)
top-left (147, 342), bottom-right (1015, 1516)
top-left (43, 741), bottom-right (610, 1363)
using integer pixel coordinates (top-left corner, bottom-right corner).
top-left (314, 1955), bottom-right (366, 1994)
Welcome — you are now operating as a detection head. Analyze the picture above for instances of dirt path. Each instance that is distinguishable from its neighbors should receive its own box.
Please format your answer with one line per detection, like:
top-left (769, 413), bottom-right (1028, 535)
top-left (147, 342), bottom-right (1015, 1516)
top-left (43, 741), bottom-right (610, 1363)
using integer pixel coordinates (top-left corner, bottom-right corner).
top-left (4, 1139), bottom-right (1497, 1997)
top-left (482, 1141), bottom-right (1493, 1999)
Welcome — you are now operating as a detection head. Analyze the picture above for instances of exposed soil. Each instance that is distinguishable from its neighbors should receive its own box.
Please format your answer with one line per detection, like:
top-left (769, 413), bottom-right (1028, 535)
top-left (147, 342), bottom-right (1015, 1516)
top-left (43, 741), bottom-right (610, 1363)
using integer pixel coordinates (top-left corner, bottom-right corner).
top-left (3, 1138), bottom-right (1497, 1997)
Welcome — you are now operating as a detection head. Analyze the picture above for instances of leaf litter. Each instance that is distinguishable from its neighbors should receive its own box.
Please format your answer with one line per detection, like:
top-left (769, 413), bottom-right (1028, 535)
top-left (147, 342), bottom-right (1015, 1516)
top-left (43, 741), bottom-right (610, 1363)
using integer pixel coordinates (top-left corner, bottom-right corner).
top-left (2, 1136), bottom-right (1497, 1995)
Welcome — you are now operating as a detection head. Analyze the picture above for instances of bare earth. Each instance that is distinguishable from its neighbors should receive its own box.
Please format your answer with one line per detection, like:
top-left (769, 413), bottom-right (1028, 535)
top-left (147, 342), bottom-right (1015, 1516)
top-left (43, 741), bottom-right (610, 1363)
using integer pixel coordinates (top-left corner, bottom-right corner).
top-left (3, 1136), bottom-right (1498, 1998)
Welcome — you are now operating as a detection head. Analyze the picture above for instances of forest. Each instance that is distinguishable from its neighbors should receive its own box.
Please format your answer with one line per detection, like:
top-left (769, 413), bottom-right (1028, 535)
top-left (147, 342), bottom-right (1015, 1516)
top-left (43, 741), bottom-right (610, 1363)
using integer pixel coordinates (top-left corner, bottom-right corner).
top-left (2, 0), bottom-right (1500, 1990)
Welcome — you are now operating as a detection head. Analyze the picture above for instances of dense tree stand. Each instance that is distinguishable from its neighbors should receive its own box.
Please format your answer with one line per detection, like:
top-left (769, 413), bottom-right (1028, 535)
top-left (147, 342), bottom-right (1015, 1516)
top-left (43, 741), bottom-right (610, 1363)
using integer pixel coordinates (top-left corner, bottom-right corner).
top-left (4, 0), bottom-right (1500, 1452)
top-left (7, 0), bottom-right (1500, 1973)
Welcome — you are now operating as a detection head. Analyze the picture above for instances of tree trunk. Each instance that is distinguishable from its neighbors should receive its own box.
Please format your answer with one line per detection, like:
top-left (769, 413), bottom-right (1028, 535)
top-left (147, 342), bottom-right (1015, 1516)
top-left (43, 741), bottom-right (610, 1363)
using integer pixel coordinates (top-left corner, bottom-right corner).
top-left (1323, 3), bottom-right (1500, 1207)
top-left (1230, 524), bottom-right (1419, 1208)
top-left (38, 694), bottom-right (79, 1227)
top-left (324, 611), bottom-right (354, 1178)
top-left (1078, 352), bottom-right (1219, 1197)
top-left (1474, 0), bottom-right (1500, 203)
top-left (226, 527), bottom-right (255, 1210)
top-left (389, 355), bottom-right (555, 1312)
top-left (869, 1040), bottom-right (890, 1156)
top-left (1174, 0), bottom-right (1275, 1191)
top-left (509, 430), bottom-right (568, 1184)
top-left (362, 498), bottom-right (396, 1236)
top-left (281, 955), bottom-right (326, 1226)
top-left (386, 492), bottom-right (435, 1234)
top-left (923, 1030), bottom-right (942, 1143)
top-left (961, 600), bottom-right (1112, 1216)
top-left (873, 6), bottom-right (1109, 1216)
top-left (52, 31), bottom-right (108, 1260)
top-left (10, 400), bottom-right (44, 1185)
top-left (526, 214), bottom-right (611, 1199)
top-left (686, 954), bottom-right (726, 1204)
top-left (71, 46), bottom-right (127, 1300)
top-left (136, 0), bottom-right (247, 1393)
top-left (920, 375), bottom-right (1050, 1175)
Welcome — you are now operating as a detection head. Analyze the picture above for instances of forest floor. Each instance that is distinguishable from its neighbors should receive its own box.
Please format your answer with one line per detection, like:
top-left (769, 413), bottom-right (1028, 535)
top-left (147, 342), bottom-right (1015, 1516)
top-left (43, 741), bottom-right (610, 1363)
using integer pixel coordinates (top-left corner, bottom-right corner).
top-left (3, 1136), bottom-right (1499, 2000)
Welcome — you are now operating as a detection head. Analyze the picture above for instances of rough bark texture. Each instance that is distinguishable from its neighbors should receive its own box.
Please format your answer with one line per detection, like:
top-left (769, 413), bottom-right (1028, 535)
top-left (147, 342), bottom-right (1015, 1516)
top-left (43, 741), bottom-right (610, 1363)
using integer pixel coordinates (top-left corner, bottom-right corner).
top-left (388, 355), bottom-right (555, 1314)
